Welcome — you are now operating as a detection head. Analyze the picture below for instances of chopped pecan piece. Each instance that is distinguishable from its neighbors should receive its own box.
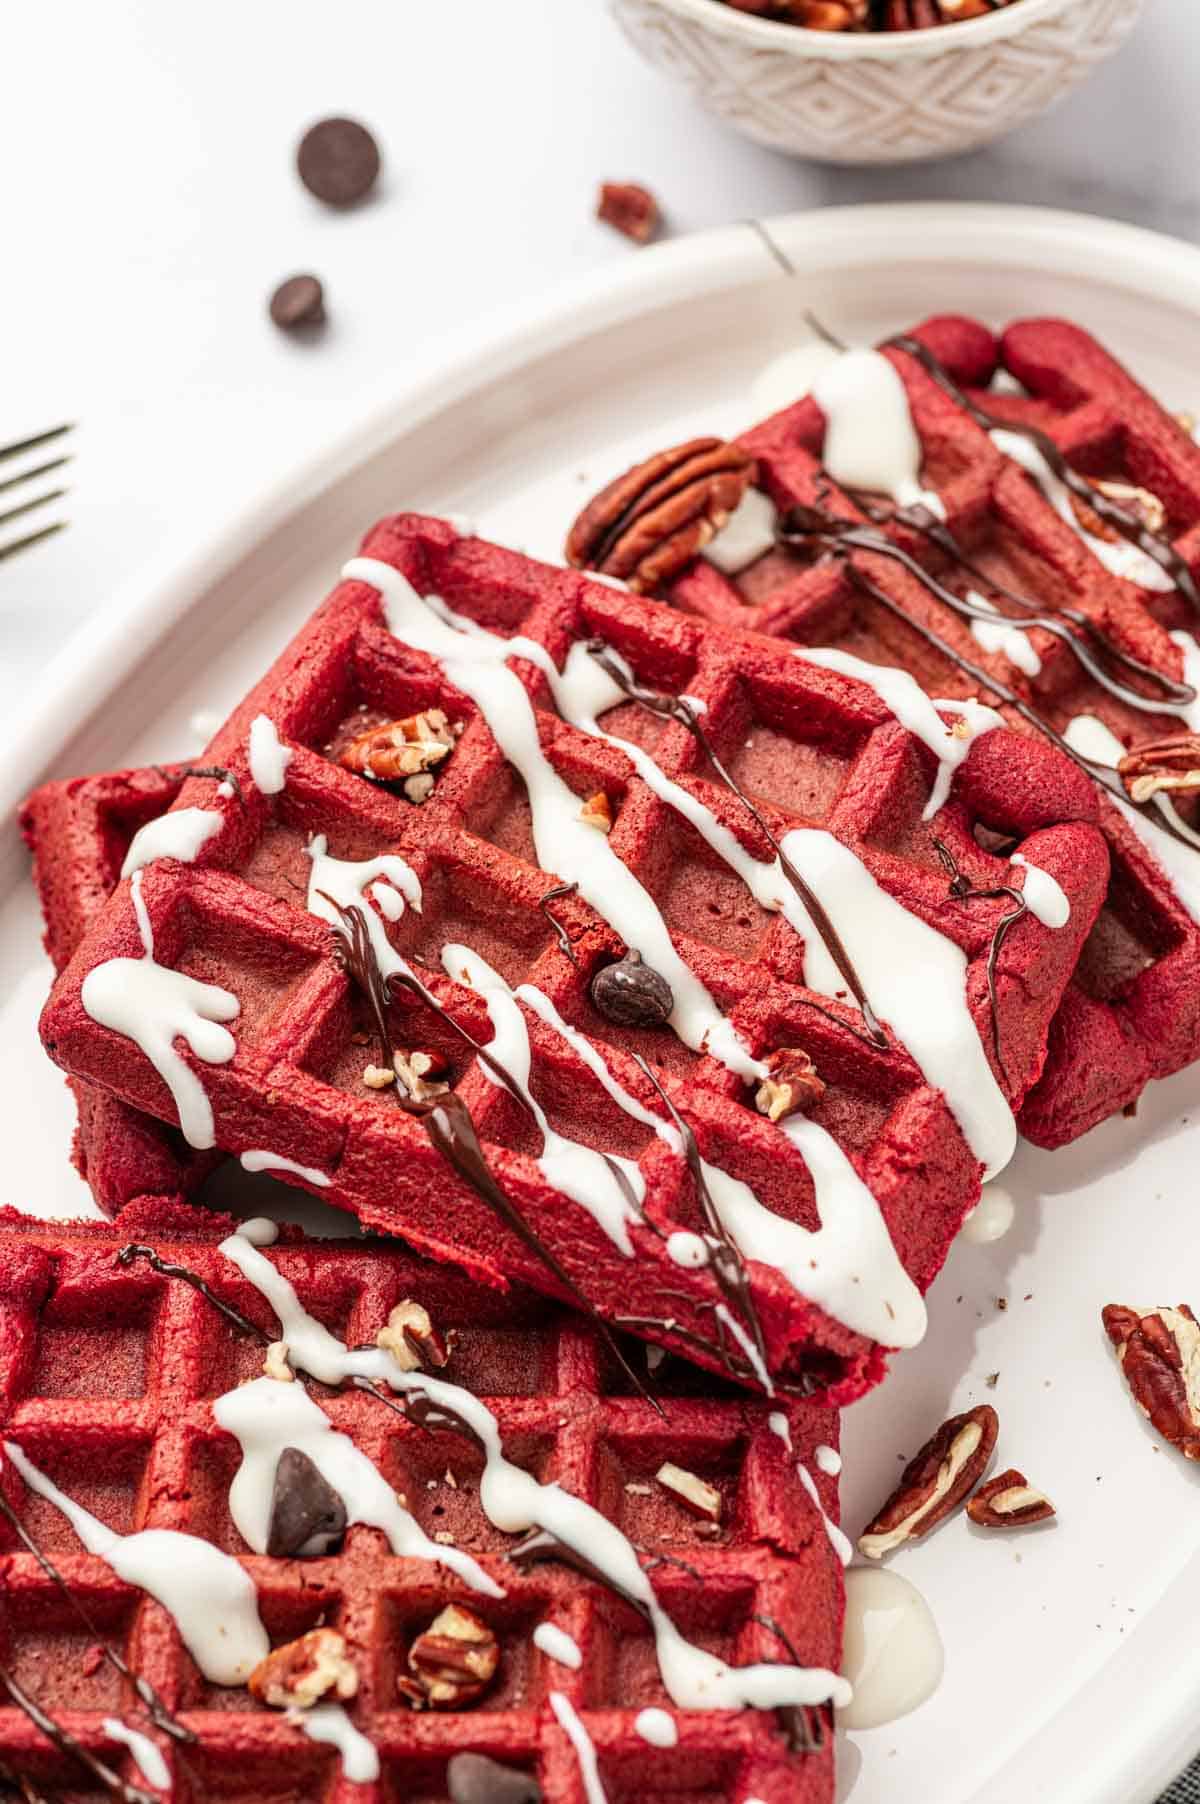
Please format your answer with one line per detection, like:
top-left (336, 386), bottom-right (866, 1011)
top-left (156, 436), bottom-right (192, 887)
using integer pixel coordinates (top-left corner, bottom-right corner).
top-left (858, 1405), bottom-right (998, 1558)
top-left (1103, 1303), bottom-right (1200, 1460)
top-left (565, 439), bottom-right (756, 593)
top-left (377, 1298), bottom-right (452, 1373)
top-left (655, 1462), bottom-right (723, 1522)
top-left (580, 791), bottom-right (613, 833)
top-left (1069, 476), bottom-right (1168, 543)
top-left (755, 1047), bottom-right (826, 1123)
top-left (1117, 734), bottom-right (1200, 805)
top-left (393, 1047), bottom-right (452, 1104)
top-left (338, 708), bottom-right (461, 800)
top-left (597, 182), bottom-right (660, 244)
top-left (248, 1627), bottom-right (358, 1709)
top-left (399, 1605), bottom-right (500, 1709)
top-left (966, 1468), bottom-right (1055, 1528)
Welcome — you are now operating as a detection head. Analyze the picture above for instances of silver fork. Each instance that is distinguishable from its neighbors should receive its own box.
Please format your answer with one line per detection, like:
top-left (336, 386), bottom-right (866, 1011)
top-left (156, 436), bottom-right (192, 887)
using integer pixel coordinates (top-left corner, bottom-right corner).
top-left (0, 424), bottom-right (72, 562)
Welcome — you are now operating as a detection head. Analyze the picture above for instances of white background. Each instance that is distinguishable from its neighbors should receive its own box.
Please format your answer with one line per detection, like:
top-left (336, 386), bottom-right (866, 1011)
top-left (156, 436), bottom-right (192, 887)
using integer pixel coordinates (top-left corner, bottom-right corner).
top-left (0, 0), bottom-right (1195, 716)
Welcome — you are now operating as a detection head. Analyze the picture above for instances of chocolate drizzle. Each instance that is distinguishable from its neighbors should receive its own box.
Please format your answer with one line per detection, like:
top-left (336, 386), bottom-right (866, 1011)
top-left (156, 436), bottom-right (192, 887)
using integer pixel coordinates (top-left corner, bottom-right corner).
top-left (117, 1243), bottom-right (269, 1344)
top-left (537, 881), bottom-right (580, 964)
top-left (849, 493), bottom-right (1195, 717)
top-left (585, 639), bottom-right (889, 1049)
top-left (152, 763), bottom-right (245, 806)
top-left (888, 331), bottom-right (1200, 613)
top-left (0, 1662), bottom-right (160, 1804)
top-left (327, 901), bottom-right (661, 1411)
top-left (775, 506), bottom-right (1200, 856)
top-left (0, 1482), bottom-right (193, 1748)
top-left (630, 1052), bottom-right (770, 1390)
top-left (929, 839), bottom-right (1028, 1087)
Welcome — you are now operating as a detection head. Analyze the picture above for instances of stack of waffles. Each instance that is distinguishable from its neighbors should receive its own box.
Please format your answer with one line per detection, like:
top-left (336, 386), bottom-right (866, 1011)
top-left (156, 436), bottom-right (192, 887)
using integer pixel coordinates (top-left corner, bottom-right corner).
top-left (10, 311), bottom-right (1196, 1801)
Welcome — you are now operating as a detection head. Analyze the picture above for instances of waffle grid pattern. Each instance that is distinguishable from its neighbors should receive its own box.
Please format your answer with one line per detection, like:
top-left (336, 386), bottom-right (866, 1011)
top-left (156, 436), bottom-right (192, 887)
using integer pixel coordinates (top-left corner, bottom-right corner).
top-left (39, 517), bottom-right (1108, 1399)
top-left (0, 1207), bottom-right (840, 1803)
top-left (661, 313), bottom-right (1200, 1145)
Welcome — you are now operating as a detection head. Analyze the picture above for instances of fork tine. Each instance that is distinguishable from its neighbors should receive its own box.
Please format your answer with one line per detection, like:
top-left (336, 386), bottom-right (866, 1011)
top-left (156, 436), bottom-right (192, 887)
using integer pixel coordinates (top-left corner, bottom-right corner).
top-left (0, 487), bottom-right (67, 531)
top-left (0, 423), bottom-right (72, 465)
top-left (0, 454), bottom-right (71, 498)
top-left (0, 520), bottom-right (66, 563)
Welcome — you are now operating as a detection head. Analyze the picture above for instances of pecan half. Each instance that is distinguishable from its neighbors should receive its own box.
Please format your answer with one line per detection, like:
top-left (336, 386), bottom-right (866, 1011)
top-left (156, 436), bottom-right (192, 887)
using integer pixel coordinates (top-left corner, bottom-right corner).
top-left (1069, 476), bottom-right (1168, 543)
top-left (966, 1468), bottom-right (1056, 1529)
top-left (1117, 734), bottom-right (1200, 805)
top-left (857, 1405), bottom-right (998, 1558)
top-left (248, 1628), bottom-right (359, 1709)
top-left (338, 708), bottom-right (461, 800)
top-left (755, 1048), bottom-right (826, 1123)
top-left (565, 439), bottom-right (756, 594)
top-left (597, 182), bottom-right (660, 245)
top-left (1103, 1303), bottom-right (1200, 1460)
top-left (399, 1605), bottom-right (500, 1709)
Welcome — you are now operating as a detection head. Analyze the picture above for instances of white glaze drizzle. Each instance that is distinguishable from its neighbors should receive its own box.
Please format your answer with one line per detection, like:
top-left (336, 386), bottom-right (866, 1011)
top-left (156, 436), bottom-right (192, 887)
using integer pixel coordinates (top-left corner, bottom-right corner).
top-left (289, 1702), bottom-right (379, 1782)
top-left (2, 1441), bottom-right (267, 1685)
top-left (444, 942), bottom-right (643, 1254)
top-left (751, 342), bottom-right (943, 514)
top-left (1064, 714), bottom-right (1200, 925)
top-left (776, 827), bottom-right (1015, 1179)
top-left (704, 487), bottom-right (779, 576)
top-left (550, 1692), bottom-right (609, 1804)
top-left (966, 590), bottom-right (1042, 677)
top-left (1010, 854), bottom-right (1070, 928)
top-left (797, 1463), bottom-right (852, 1567)
top-left (213, 1375), bottom-right (500, 1596)
top-left (189, 707), bottom-right (223, 745)
top-left (634, 1707), bottom-right (678, 1748)
top-left (533, 1621), bottom-right (583, 1669)
top-left (219, 1229), bottom-right (851, 1714)
top-left (792, 645), bottom-right (1003, 821)
top-left (238, 1149), bottom-right (332, 1188)
top-left (120, 807), bottom-right (223, 879)
top-left (961, 1181), bottom-right (1015, 1245)
top-left (665, 1230), bottom-right (710, 1268)
top-left (345, 555), bottom-right (758, 1080)
top-left (767, 1412), bottom-right (792, 1451)
top-left (815, 1443), bottom-right (841, 1477)
top-left (839, 1567), bottom-right (943, 1731)
top-left (247, 713), bottom-right (293, 795)
top-left (101, 1718), bottom-right (170, 1791)
top-left (80, 870), bottom-right (239, 1149)
top-left (991, 428), bottom-right (1173, 592)
top-left (1169, 629), bottom-right (1200, 730)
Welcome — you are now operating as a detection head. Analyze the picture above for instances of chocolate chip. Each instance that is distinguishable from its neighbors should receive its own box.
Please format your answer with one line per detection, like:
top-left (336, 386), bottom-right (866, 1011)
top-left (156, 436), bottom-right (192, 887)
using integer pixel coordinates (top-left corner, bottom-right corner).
top-left (269, 274), bottom-right (325, 331)
top-left (267, 1446), bottom-right (348, 1557)
top-left (296, 117), bottom-right (381, 207)
top-left (590, 949), bottom-right (673, 1028)
top-left (447, 1753), bottom-right (541, 1804)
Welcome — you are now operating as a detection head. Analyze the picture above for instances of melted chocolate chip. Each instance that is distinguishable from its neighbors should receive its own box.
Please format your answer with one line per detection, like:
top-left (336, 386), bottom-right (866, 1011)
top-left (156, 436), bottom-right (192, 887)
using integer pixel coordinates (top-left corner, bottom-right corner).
top-left (267, 1447), bottom-right (348, 1558)
top-left (448, 1752), bottom-right (542, 1804)
top-left (590, 949), bottom-right (673, 1028)
top-left (296, 117), bottom-right (381, 207)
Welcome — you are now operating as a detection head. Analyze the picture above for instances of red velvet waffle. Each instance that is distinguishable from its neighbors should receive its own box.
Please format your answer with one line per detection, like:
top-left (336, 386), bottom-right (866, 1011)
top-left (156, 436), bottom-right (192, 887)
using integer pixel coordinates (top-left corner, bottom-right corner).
top-left (37, 516), bottom-right (1107, 1403)
top-left (0, 1199), bottom-right (842, 1803)
top-left (591, 315), bottom-right (1200, 1147)
top-left (21, 765), bottom-right (216, 1214)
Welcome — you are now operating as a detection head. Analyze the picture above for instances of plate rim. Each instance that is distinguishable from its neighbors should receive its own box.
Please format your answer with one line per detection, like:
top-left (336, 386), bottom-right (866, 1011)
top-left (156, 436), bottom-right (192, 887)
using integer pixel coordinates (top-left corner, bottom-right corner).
top-left (5, 197), bottom-right (1200, 1802)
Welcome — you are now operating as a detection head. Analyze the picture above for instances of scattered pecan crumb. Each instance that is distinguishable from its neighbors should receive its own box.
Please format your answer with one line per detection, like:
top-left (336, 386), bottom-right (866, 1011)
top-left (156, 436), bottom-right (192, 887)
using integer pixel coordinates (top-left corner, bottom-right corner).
top-left (985, 1372), bottom-right (1000, 1389)
top-left (264, 1340), bottom-right (294, 1383)
top-left (580, 791), bottom-right (613, 834)
top-left (597, 181), bottom-right (660, 244)
top-left (377, 1299), bottom-right (451, 1373)
top-left (362, 1063), bottom-right (396, 1089)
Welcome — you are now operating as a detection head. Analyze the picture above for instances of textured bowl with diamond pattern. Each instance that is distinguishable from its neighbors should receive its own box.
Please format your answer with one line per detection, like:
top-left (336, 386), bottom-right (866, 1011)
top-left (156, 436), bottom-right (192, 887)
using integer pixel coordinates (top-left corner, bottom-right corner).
top-left (609, 0), bottom-right (1145, 165)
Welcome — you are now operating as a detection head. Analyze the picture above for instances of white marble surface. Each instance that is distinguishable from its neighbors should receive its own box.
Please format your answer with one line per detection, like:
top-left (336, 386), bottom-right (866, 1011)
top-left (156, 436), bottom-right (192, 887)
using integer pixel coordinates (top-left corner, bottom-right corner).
top-left (0, 0), bottom-right (1192, 719)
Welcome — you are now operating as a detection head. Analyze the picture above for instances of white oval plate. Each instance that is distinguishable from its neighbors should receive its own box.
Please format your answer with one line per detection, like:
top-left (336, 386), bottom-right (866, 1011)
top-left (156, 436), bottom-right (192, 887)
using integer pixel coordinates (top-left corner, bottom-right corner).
top-left (2, 203), bottom-right (1199, 1804)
